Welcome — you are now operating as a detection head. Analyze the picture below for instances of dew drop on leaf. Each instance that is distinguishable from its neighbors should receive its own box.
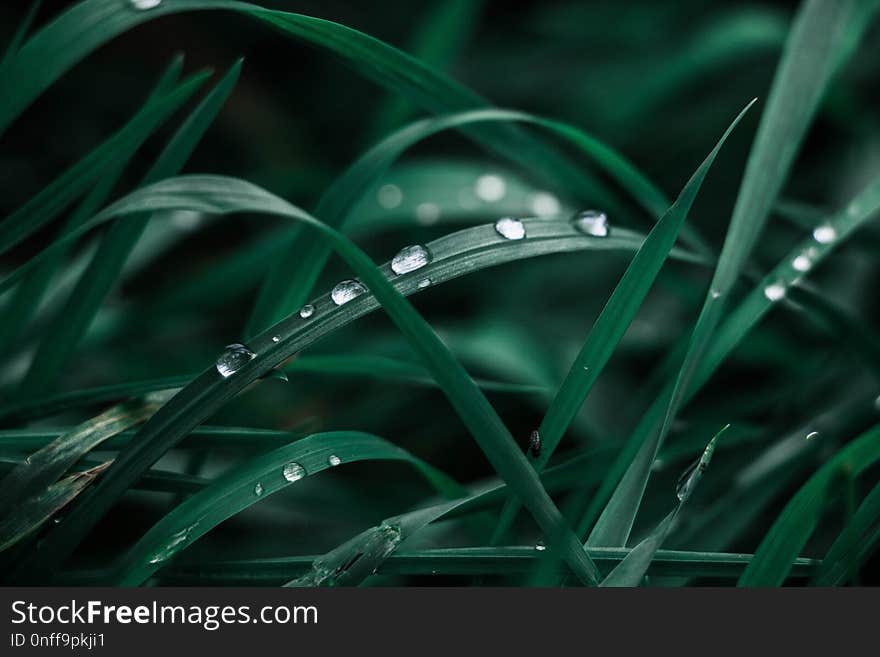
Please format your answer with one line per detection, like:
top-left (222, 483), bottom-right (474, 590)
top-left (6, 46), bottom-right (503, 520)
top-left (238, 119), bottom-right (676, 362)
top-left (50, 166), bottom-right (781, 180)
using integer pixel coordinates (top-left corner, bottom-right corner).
top-left (494, 217), bottom-right (526, 240)
top-left (391, 244), bottom-right (431, 275)
top-left (330, 280), bottom-right (366, 306)
top-left (572, 210), bottom-right (609, 237)
top-left (283, 462), bottom-right (305, 482)
top-left (215, 343), bottom-right (256, 378)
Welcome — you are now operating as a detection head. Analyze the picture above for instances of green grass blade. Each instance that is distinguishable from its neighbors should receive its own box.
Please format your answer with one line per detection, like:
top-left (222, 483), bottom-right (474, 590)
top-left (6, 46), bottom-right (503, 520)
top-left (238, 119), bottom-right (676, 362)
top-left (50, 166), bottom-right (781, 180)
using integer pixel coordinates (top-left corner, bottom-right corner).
top-left (588, 0), bottom-right (872, 548)
top-left (0, 73), bottom-right (207, 256)
top-left (0, 0), bottom-right (42, 67)
top-left (15, 175), bottom-right (603, 585)
top-left (110, 431), bottom-right (460, 585)
top-left (490, 102), bottom-right (753, 545)
top-left (246, 107), bottom-right (686, 335)
top-left (739, 423), bottom-right (880, 586)
top-left (16, 60), bottom-right (242, 398)
top-left (813, 478), bottom-right (880, 585)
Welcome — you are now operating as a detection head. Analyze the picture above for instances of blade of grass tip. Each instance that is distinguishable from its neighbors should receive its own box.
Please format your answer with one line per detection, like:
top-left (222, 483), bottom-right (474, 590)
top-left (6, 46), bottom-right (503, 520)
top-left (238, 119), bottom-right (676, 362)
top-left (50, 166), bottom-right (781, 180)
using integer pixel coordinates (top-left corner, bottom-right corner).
top-left (110, 431), bottom-right (462, 585)
top-left (0, 390), bottom-right (174, 521)
top-left (16, 60), bottom-right (242, 399)
top-left (0, 0), bottom-right (42, 67)
top-left (0, 72), bottom-right (208, 256)
top-left (0, 54), bottom-right (185, 351)
top-left (0, 461), bottom-right (111, 554)
top-left (599, 428), bottom-right (723, 587)
top-left (246, 107), bottom-right (691, 335)
top-left (490, 100), bottom-right (754, 546)
top-left (813, 478), bottom-right (880, 585)
top-left (14, 176), bottom-right (603, 586)
top-left (589, 0), bottom-right (869, 550)
top-left (367, 0), bottom-right (485, 140)
top-left (739, 423), bottom-right (880, 586)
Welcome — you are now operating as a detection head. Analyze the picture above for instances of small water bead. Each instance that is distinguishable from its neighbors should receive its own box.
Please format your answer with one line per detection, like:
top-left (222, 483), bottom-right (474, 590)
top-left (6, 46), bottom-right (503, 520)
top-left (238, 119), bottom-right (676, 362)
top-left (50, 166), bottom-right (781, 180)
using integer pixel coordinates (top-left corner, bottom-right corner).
top-left (475, 174), bottom-right (507, 202)
top-left (377, 184), bottom-right (403, 209)
top-left (710, 289), bottom-right (722, 299)
top-left (330, 280), bottom-right (366, 306)
top-left (812, 223), bottom-right (837, 244)
top-left (805, 431), bottom-right (820, 441)
top-left (391, 244), bottom-right (432, 275)
top-left (299, 304), bottom-right (315, 319)
top-left (283, 462), bottom-right (306, 482)
top-left (130, 0), bottom-right (161, 9)
top-left (763, 281), bottom-right (787, 302)
top-left (254, 482), bottom-right (264, 496)
top-left (530, 191), bottom-right (561, 217)
top-left (572, 209), bottom-right (609, 237)
top-left (328, 454), bottom-right (342, 467)
top-left (534, 541), bottom-right (547, 552)
top-left (792, 253), bottom-right (813, 273)
top-left (417, 277), bottom-right (432, 289)
top-left (215, 343), bottom-right (256, 378)
top-left (416, 202), bottom-right (441, 225)
top-left (494, 217), bottom-right (526, 240)
top-left (271, 336), bottom-right (280, 343)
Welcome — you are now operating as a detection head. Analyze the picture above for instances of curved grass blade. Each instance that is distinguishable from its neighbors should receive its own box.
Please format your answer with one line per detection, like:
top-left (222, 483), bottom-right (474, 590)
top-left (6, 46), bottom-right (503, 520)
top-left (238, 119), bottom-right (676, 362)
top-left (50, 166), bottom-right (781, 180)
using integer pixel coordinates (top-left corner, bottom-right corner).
top-left (0, 391), bottom-right (172, 521)
top-left (247, 107), bottom-right (684, 335)
top-left (17, 60), bottom-right (242, 398)
top-left (16, 175), bottom-right (603, 585)
top-left (155, 548), bottom-right (819, 585)
top-left (490, 101), bottom-right (754, 545)
top-left (739, 423), bottom-right (880, 586)
top-left (599, 430), bottom-right (721, 587)
top-left (0, 0), bottom-right (42, 66)
top-left (0, 462), bottom-right (110, 553)
top-left (110, 431), bottom-right (461, 585)
top-left (813, 478), bottom-right (880, 585)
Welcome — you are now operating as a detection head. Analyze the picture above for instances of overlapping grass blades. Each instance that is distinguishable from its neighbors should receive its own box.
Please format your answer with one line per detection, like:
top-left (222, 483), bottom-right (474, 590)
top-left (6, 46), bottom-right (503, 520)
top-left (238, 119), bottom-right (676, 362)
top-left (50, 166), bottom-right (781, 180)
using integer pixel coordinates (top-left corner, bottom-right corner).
top-left (11, 176), bottom-right (603, 585)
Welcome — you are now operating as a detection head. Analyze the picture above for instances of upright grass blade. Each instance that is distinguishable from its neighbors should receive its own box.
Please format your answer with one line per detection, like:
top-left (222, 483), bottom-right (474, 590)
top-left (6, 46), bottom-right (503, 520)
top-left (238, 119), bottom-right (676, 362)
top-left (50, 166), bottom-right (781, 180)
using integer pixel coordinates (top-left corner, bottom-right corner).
top-left (16, 60), bottom-right (242, 398)
top-left (0, 55), bottom-right (185, 351)
top-left (0, 462), bottom-right (111, 554)
top-left (599, 430), bottom-right (721, 587)
top-left (0, 391), bottom-right (172, 520)
top-left (13, 176), bottom-right (602, 586)
top-left (0, 0), bottom-right (42, 66)
top-left (0, 73), bottom-right (208, 256)
top-left (739, 423), bottom-right (880, 586)
top-left (588, 0), bottom-right (872, 549)
top-left (110, 431), bottom-right (460, 585)
top-left (813, 478), bottom-right (880, 585)
top-left (246, 107), bottom-right (682, 335)
top-left (489, 101), bottom-right (754, 545)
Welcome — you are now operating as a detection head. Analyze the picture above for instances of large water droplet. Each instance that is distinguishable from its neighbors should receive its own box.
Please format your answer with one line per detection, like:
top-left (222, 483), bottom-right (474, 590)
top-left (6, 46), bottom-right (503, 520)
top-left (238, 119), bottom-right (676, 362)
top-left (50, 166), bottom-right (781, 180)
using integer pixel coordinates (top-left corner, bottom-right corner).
top-left (330, 280), bottom-right (366, 305)
top-left (494, 217), bottom-right (526, 240)
top-left (254, 482), bottom-right (264, 496)
top-left (530, 192), bottom-right (560, 217)
top-left (391, 244), bottom-right (431, 275)
top-left (377, 184), bottom-right (403, 209)
top-left (215, 343), bottom-right (255, 378)
top-left (283, 462), bottom-right (305, 482)
top-left (328, 454), bottom-right (342, 467)
top-left (131, 0), bottom-right (161, 9)
top-left (763, 282), bottom-right (786, 302)
top-left (812, 223), bottom-right (837, 244)
top-left (299, 304), bottom-right (315, 319)
top-left (475, 174), bottom-right (506, 202)
top-left (572, 210), bottom-right (609, 237)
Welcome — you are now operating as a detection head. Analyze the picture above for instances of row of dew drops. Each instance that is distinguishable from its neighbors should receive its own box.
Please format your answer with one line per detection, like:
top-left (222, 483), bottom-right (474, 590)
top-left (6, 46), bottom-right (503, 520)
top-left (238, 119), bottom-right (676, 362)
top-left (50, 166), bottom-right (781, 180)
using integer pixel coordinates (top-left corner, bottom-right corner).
top-left (761, 222), bottom-right (837, 302)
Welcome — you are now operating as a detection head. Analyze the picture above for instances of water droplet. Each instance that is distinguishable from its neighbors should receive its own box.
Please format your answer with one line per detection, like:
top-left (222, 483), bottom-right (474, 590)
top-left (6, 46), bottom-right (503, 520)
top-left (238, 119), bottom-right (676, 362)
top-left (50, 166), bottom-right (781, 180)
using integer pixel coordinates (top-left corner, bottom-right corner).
top-left (215, 343), bottom-right (255, 378)
top-left (254, 482), bottom-right (264, 496)
top-left (271, 335), bottom-right (280, 343)
top-left (763, 281), bottom-right (786, 302)
top-left (530, 192), bottom-right (560, 217)
top-left (391, 244), bottom-right (431, 275)
top-left (330, 280), bottom-right (366, 306)
top-left (416, 202), bottom-right (441, 225)
top-left (494, 217), bottom-right (526, 240)
top-left (282, 462), bottom-right (305, 482)
top-left (812, 223), bottom-right (837, 244)
top-left (131, 0), bottom-right (161, 9)
top-left (534, 540), bottom-right (547, 552)
top-left (328, 454), bottom-right (342, 467)
top-left (299, 304), bottom-right (315, 319)
top-left (805, 431), bottom-right (819, 441)
top-left (377, 184), bottom-right (403, 209)
top-left (572, 210), bottom-right (609, 237)
top-left (148, 526), bottom-right (192, 564)
top-left (710, 289), bottom-right (722, 299)
top-left (417, 277), bottom-right (431, 289)
top-left (475, 174), bottom-right (506, 202)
